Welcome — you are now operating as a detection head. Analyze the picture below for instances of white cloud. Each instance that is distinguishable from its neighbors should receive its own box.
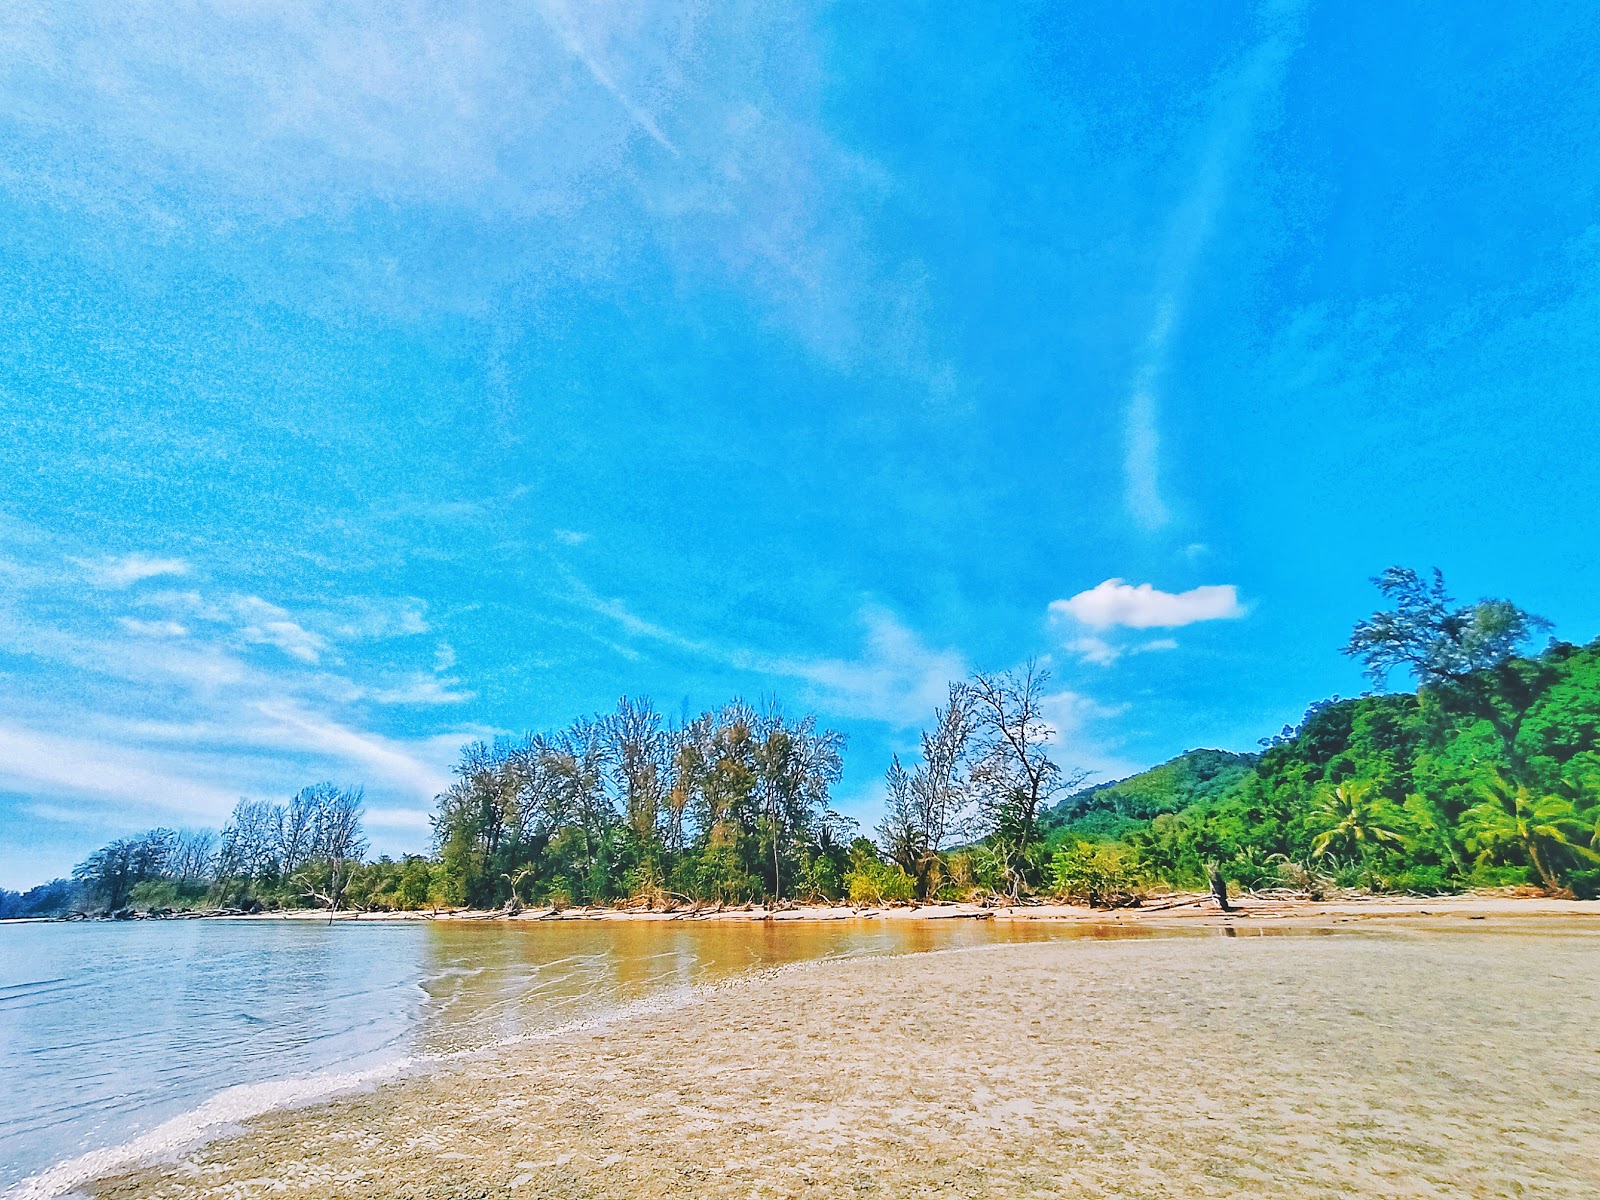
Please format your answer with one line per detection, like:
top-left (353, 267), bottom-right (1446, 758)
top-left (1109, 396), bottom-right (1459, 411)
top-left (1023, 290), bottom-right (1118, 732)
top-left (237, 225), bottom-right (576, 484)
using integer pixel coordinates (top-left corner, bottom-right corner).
top-left (767, 607), bottom-right (967, 727)
top-left (232, 597), bottom-right (329, 664)
top-left (368, 673), bottom-right (474, 706)
top-left (117, 617), bottom-right (188, 638)
top-left (1067, 633), bottom-right (1181, 667)
top-left (78, 554), bottom-right (190, 587)
top-left (553, 528), bottom-right (591, 546)
top-left (1121, 5), bottom-right (1306, 530)
top-left (0, 721), bottom-right (250, 819)
top-left (1051, 579), bottom-right (1244, 630)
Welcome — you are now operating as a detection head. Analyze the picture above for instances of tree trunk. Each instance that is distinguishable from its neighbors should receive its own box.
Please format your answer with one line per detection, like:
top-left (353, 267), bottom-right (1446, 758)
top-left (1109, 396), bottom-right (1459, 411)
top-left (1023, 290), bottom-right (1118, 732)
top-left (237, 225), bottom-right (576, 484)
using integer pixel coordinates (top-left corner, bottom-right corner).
top-left (1527, 839), bottom-right (1562, 893)
top-left (1208, 864), bottom-right (1233, 913)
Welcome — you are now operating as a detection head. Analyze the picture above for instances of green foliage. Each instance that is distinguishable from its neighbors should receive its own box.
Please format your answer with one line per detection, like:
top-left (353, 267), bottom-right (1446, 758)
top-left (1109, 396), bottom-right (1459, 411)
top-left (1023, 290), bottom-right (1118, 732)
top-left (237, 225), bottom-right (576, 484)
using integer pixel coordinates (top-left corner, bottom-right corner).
top-left (843, 837), bottom-right (915, 904)
top-left (1048, 842), bottom-right (1141, 907)
top-left (1043, 749), bottom-right (1256, 834)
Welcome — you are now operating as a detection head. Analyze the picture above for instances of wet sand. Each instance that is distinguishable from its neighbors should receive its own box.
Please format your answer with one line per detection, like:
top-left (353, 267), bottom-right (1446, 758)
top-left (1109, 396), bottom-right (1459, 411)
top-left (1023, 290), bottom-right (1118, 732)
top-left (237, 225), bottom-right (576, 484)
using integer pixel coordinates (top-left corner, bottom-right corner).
top-left (81, 918), bottom-right (1600, 1200)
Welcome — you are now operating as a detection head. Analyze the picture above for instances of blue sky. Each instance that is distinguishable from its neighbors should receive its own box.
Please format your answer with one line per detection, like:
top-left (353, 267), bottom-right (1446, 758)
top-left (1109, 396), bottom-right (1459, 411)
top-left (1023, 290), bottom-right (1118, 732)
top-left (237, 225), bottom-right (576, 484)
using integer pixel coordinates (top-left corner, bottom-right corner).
top-left (3, 2), bottom-right (1598, 888)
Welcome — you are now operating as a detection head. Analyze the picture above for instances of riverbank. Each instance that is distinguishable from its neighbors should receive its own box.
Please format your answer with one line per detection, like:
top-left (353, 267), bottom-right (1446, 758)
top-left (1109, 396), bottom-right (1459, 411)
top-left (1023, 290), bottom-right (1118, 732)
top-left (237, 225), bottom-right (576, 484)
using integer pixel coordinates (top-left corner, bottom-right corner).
top-left (67, 917), bottom-right (1600, 1200)
top-left (28, 891), bottom-right (1593, 928)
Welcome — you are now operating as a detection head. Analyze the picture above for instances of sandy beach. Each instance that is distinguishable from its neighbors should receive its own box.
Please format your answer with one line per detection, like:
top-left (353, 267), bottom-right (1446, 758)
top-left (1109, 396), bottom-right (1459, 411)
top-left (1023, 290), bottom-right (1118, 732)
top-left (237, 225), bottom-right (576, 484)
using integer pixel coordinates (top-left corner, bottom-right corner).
top-left (69, 910), bottom-right (1600, 1200)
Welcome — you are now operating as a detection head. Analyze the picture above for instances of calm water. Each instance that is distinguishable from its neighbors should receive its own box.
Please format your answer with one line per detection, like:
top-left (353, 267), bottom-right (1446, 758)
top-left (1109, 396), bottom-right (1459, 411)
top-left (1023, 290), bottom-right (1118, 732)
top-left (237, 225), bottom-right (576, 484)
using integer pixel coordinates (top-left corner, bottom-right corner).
top-left (0, 916), bottom-right (1082, 1192)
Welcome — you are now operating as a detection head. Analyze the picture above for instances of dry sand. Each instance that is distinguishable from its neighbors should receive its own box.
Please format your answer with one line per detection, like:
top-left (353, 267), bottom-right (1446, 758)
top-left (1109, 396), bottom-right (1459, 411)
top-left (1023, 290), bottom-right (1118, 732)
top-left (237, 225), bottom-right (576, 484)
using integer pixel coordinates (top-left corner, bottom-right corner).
top-left (84, 915), bottom-right (1600, 1200)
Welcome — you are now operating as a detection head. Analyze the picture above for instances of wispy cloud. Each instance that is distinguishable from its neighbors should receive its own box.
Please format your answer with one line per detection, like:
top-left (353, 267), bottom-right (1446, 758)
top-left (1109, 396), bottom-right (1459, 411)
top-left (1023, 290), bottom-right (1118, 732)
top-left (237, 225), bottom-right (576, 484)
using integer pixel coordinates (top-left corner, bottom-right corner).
top-left (0, 4), bottom-right (944, 384)
top-left (1123, 2), bottom-right (1305, 531)
top-left (565, 573), bottom-right (965, 727)
top-left (0, 721), bottom-right (253, 820)
top-left (231, 596), bottom-right (329, 664)
top-left (0, 537), bottom-right (476, 844)
top-left (77, 553), bottom-right (190, 588)
top-left (1067, 633), bottom-right (1180, 668)
top-left (764, 607), bottom-right (968, 727)
top-left (534, 0), bottom-right (678, 155)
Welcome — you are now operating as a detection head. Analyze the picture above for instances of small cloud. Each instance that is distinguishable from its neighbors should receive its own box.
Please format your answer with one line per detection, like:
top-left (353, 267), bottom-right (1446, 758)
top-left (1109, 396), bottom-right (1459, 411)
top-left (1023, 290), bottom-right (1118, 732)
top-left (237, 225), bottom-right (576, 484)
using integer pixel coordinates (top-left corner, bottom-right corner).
top-left (1050, 579), bottom-right (1244, 630)
top-left (433, 642), bottom-right (457, 672)
top-left (332, 597), bottom-right (430, 640)
top-left (1183, 543), bottom-right (1210, 561)
top-left (117, 617), bottom-right (188, 638)
top-left (369, 673), bottom-right (474, 706)
top-left (233, 597), bottom-right (328, 664)
top-left (79, 554), bottom-right (190, 588)
top-left (1068, 635), bottom-right (1123, 667)
top-left (1066, 634), bottom-right (1182, 667)
top-left (553, 529), bottom-right (590, 546)
top-left (362, 807), bottom-right (434, 831)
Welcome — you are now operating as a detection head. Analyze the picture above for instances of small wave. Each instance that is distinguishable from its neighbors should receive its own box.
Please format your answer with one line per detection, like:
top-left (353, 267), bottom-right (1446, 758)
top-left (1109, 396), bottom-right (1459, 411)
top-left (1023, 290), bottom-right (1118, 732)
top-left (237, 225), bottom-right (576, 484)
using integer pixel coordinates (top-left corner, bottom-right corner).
top-left (3, 1059), bottom-right (419, 1200)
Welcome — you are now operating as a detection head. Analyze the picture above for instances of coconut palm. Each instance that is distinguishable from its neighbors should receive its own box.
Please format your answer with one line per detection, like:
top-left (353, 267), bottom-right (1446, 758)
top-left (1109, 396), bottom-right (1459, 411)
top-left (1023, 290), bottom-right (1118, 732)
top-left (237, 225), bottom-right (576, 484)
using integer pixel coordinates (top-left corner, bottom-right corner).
top-left (1460, 773), bottom-right (1599, 892)
top-left (1308, 780), bottom-right (1407, 860)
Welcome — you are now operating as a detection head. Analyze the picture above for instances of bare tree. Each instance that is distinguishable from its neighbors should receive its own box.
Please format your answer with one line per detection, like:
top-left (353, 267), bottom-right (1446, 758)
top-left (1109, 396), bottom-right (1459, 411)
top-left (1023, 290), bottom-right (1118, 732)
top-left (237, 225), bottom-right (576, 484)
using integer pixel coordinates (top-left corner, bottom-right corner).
top-left (968, 661), bottom-right (1085, 897)
top-left (217, 799), bottom-right (282, 879)
top-left (877, 684), bottom-right (974, 899)
top-left (278, 787), bottom-right (320, 875)
top-left (169, 829), bottom-right (217, 884)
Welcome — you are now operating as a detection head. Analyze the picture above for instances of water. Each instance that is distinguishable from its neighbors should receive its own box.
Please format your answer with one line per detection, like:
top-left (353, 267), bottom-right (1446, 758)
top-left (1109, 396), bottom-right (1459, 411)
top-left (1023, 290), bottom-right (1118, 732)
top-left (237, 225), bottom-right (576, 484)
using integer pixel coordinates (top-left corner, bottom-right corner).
top-left (0, 916), bottom-right (1077, 1192)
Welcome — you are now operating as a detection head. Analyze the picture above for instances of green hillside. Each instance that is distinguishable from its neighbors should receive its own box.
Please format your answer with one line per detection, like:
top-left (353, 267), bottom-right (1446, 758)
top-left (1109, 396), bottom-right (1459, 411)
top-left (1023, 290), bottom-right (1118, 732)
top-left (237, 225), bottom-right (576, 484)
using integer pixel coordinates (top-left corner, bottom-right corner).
top-left (1040, 749), bottom-right (1258, 844)
top-left (1047, 636), bottom-right (1600, 899)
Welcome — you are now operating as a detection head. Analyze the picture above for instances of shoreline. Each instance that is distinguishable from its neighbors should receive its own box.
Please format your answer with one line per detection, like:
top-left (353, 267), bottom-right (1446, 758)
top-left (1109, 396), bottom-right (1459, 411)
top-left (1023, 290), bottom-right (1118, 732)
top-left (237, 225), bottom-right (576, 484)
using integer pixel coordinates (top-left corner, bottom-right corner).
top-left (12, 892), bottom-right (1597, 929)
top-left (63, 914), bottom-right (1600, 1200)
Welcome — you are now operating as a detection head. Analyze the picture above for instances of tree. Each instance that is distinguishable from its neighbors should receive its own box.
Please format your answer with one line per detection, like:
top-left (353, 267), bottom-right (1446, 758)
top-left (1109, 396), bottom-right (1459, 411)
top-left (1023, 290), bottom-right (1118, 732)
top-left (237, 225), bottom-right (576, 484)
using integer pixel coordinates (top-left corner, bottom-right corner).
top-left (1344, 567), bottom-right (1554, 777)
top-left (750, 702), bottom-right (847, 901)
top-left (877, 684), bottom-right (974, 899)
top-left (968, 661), bottom-right (1084, 896)
top-left (72, 829), bottom-right (177, 911)
top-left (1461, 773), bottom-right (1598, 893)
top-left (1307, 780), bottom-right (1407, 860)
top-left (217, 799), bottom-right (283, 880)
top-left (607, 696), bottom-right (669, 845)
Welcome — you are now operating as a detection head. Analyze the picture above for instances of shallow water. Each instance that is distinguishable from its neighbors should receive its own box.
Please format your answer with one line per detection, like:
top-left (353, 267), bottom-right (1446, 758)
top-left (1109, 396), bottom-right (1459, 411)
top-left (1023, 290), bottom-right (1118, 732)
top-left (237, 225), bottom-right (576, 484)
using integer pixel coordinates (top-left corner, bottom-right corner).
top-left (0, 916), bottom-right (1086, 1191)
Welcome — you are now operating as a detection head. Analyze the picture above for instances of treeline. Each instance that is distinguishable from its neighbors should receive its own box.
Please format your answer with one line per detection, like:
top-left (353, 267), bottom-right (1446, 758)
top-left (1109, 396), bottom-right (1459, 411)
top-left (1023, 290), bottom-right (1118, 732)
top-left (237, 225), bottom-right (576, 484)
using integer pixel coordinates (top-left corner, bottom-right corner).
top-left (31, 566), bottom-right (1600, 917)
top-left (431, 697), bottom-right (851, 908)
top-left (56, 784), bottom-right (375, 915)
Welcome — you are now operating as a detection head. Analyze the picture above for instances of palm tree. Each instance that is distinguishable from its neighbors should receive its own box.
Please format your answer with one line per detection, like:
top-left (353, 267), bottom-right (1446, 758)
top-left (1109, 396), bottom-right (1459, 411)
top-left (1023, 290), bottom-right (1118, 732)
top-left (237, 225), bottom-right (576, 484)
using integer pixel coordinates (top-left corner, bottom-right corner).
top-left (1460, 774), bottom-right (1598, 893)
top-left (1308, 780), bottom-right (1407, 860)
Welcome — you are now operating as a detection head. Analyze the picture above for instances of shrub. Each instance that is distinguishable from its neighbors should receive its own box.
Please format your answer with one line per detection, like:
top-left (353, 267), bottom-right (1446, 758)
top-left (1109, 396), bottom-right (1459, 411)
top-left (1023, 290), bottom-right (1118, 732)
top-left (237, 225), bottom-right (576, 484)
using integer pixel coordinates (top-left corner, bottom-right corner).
top-left (1049, 842), bottom-right (1141, 908)
top-left (845, 863), bottom-right (915, 905)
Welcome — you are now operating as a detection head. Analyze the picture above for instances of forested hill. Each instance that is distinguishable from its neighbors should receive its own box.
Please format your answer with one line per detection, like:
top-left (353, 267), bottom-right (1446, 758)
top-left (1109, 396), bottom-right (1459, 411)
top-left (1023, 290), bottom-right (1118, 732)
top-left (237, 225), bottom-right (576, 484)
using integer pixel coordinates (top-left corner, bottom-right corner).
top-left (1056, 637), bottom-right (1600, 898)
top-left (1040, 749), bottom-right (1258, 843)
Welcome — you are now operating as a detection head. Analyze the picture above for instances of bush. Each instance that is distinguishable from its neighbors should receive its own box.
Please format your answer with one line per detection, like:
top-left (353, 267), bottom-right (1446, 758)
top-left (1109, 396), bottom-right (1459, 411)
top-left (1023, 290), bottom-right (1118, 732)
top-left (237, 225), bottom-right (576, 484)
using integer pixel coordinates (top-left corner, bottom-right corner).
top-left (1049, 843), bottom-right (1141, 908)
top-left (846, 863), bottom-right (914, 904)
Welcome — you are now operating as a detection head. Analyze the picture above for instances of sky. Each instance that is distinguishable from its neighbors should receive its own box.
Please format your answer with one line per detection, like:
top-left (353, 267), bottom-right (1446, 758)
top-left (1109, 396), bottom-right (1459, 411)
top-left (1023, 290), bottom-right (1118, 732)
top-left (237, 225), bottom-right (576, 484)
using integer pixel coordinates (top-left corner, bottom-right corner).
top-left (2, 1), bottom-right (1598, 888)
